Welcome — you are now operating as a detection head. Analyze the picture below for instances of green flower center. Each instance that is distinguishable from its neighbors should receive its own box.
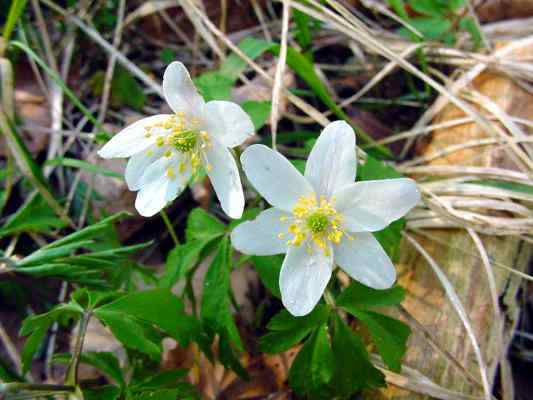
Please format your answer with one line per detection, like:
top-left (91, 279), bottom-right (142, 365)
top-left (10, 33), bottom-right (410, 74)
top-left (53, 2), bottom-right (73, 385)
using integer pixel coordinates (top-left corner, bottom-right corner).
top-left (306, 212), bottom-right (330, 233)
top-left (170, 130), bottom-right (198, 153)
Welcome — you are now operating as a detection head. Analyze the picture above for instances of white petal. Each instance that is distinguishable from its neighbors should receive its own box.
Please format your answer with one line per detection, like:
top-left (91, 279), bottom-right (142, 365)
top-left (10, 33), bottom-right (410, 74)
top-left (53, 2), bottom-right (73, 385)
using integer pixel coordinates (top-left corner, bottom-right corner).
top-left (134, 155), bottom-right (190, 217)
top-left (335, 178), bottom-right (420, 232)
top-left (231, 208), bottom-right (289, 256)
top-left (305, 120), bottom-right (356, 197)
top-left (98, 115), bottom-right (171, 159)
top-left (135, 176), bottom-right (171, 217)
top-left (280, 242), bottom-right (333, 317)
top-left (205, 142), bottom-right (244, 219)
top-left (203, 101), bottom-right (254, 148)
top-left (241, 144), bottom-right (315, 212)
top-left (125, 145), bottom-right (166, 191)
top-left (334, 233), bottom-right (396, 289)
top-left (163, 62), bottom-right (204, 117)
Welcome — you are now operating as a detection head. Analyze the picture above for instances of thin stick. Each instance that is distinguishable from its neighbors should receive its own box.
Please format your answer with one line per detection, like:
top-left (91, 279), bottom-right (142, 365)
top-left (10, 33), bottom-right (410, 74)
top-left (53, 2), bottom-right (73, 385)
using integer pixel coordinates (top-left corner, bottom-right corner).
top-left (270, 0), bottom-right (291, 150)
top-left (161, 209), bottom-right (179, 245)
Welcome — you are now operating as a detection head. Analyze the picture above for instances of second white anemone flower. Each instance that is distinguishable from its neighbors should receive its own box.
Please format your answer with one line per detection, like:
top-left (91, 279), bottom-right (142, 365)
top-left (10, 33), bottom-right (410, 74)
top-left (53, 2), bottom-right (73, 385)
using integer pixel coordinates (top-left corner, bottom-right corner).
top-left (231, 121), bottom-right (420, 316)
top-left (98, 62), bottom-right (254, 218)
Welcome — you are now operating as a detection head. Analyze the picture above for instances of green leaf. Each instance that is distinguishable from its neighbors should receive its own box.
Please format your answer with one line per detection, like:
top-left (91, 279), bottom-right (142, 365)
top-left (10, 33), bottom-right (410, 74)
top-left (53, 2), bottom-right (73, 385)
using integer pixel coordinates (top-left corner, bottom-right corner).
top-left (288, 323), bottom-right (334, 399)
top-left (83, 385), bottom-right (121, 400)
top-left (130, 369), bottom-right (188, 390)
top-left (111, 66), bottom-right (146, 110)
top-left (20, 304), bottom-right (83, 373)
top-left (0, 193), bottom-right (66, 238)
top-left (388, 0), bottom-right (410, 20)
top-left (201, 237), bottom-right (231, 331)
top-left (460, 16), bottom-right (482, 50)
top-left (358, 155), bottom-right (402, 181)
top-left (407, 0), bottom-right (447, 16)
top-left (241, 100), bottom-right (271, 130)
top-left (160, 239), bottom-right (210, 288)
top-left (250, 255), bottom-right (282, 298)
top-left (260, 305), bottom-right (330, 354)
top-left (185, 208), bottom-right (225, 242)
top-left (219, 37), bottom-right (274, 81)
top-left (293, 9), bottom-right (313, 53)
top-left (330, 315), bottom-right (385, 394)
top-left (160, 48), bottom-right (176, 64)
top-left (45, 157), bottom-right (123, 179)
top-left (219, 329), bottom-right (248, 379)
top-left (194, 71), bottom-right (233, 102)
top-left (95, 311), bottom-right (161, 359)
top-left (54, 352), bottom-right (124, 386)
top-left (3, 0), bottom-right (28, 45)
top-left (399, 17), bottom-right (452, 41)
top-left (352, 310), bottom-right (410, 372)
top-left (95, 289), bottom-right (201, 346)
top-left (132, 387), bottom-right (199, 400)
top-left (337, 282), bottom-right (405, 311)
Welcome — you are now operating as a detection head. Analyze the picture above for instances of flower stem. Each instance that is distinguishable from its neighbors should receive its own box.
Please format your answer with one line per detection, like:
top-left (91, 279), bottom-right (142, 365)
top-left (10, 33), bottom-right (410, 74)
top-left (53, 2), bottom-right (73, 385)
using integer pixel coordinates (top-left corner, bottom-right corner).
top-left (65, 311), bottom-right (91, 385)
top-left (161, 209), bottom-right (179, 245)
top-left (323, 289), bottom-right (336, 309)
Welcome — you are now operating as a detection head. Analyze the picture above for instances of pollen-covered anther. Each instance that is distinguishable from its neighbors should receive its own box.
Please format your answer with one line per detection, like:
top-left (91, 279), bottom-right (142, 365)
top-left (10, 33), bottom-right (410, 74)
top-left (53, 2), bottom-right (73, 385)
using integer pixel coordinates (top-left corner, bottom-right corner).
top-left (279, 195), bottom-right (347, 254)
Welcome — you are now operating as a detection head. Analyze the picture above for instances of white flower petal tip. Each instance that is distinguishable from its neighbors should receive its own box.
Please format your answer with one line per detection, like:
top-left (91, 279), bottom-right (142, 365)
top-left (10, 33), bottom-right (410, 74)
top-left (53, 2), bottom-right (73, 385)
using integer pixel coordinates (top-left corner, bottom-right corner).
top-left (334, 177), bottom-right (421, 232)
top-left (280, 242), bottom-right (333, 317)
top-left (334, 233), bottom-right (396, 289)
top-left (240, 144), bottom-right (314, 212)
top-left (205, 143), bottom-right (244, 219)
top-left (203, 101), bottom-right (255, 148)
top-left (230, 208), bottom-right (288, 256)
top-left (163, 62), bottom-right (205, 117)
top-left (305, 120), bottom-right (356, 197)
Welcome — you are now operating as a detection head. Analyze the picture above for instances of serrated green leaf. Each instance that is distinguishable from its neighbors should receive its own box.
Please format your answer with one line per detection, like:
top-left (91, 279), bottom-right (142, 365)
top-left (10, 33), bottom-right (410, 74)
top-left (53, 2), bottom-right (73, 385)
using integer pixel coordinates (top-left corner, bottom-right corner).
top-left (288, 323), bottom-right (334, 399)
top-left (54, 351), bottom-right (124, 386)
top-left (160, 239), bottom-right (210, 288)
top-left (352, 310), bottom-right (410, 372)
top-left (201, 237), bottom-right (231, 331)
top-left (0, 193), bottom-right (65, 238)
top-left (330, 315), bottom-right (385, 394)
top-left (267, 304), bottom-right (330, 331)
top-left (186, 208), bottom-right (226, 242)
top-left (20, 304), bottom-right (82, 373)
top-left (95, 289), bottom-right (201, 346)
top-left (219, 329), bottom-right (248, 380)
top-left (250, 255), bottom-right (282, 298)
top-left (337, 281), bottom-right (405, 311)
top-left (260, 305), bottom-right (330, 353)
top-left (83, 385), bottom-right (121, 400)
top-left (95, 311), bottom-right (161, 359)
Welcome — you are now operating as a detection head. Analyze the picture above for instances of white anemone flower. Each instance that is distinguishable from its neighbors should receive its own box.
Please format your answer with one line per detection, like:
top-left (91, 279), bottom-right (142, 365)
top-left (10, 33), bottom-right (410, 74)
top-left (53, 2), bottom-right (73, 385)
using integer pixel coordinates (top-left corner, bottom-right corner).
top-left (231, 121), bottom-right (420, 316)
top-left (98, 62), bottom-right (254, 218)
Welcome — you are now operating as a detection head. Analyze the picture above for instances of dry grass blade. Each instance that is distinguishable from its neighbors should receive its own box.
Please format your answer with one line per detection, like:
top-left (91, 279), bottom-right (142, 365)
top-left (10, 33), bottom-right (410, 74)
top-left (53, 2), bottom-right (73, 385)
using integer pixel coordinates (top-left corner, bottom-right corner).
top-left (270, 0), bottom-right (291, 150)
top-left (403, 232), bottom-right (492, 400)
